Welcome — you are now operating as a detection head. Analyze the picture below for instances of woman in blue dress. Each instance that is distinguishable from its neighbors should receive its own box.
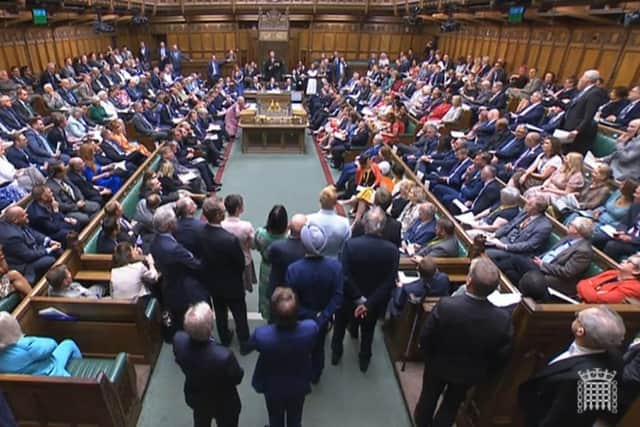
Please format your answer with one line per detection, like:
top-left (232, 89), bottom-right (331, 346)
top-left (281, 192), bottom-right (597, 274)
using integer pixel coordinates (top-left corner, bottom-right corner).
top-left (78, 143), bottom-right (122, 194)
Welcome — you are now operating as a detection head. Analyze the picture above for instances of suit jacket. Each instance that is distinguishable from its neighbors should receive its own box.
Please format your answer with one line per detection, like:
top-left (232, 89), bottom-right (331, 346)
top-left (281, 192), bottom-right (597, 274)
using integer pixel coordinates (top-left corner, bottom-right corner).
top-left (59, 89), bottom-right (78, 107)
top-left (176, 216), bottom-right (206, 257)
top-left (286, 256), bottom-right (344, 328)
top-left (342, 235), bottom-right (399, 312)
top-left (562, 85), bottom-right (608, 152)
top-left (26, 202), bottom-right (74, 242)
top-left (250, 320), bottom-right (319, 399)
top-left (24, 129), bottom-right (54, 165)
top-left (614, 100), bottom-right (640, 127)
top-left (150, 233), bottom-right (204, 313)
top-left (604, 137), bottom-right (640, 181)
top-left (173, 331), bottom-right (243, 411)
top-left (417, 236), bottom-right (458, 257)
top-left (495, 212), bottom-right (553, 255)
top-left (46, 178), bottom-right (85, 214)
top-left (487, 91), bottom-right (507, 110)
top-left (495, 136), bottom-right (526, 163)
top-left (404, 218), bottom-right (437, 246)
top-left (0, 222), bottom-right (50, 274)
top-left (46, 127), bottom-right (73, 156)
top-left (421, 293), bottom-right (512, 383)
top-left (66, 170), bottom-right (102, 204)
top-left (138, 48), bottom-right (151, 65)
top-left (0, 106), bottom-right (25, 131)
top-left (132, 112), bottom-right (155, 135)
top-left (351, 213), bottom-right (402, 247)
top-left (198, 224), bottom-right (245, 299)
top-left (6, 146), bottom-right (36, 169)
top-left (96, 230), bottom-right (118, 254)
top-left (514, 102), bottom-right (545, 126)
top-left (13, 99), bottom-right (36, 123)
top-left (539, 237), bottom-right (593, 295)
top-left (518, 352), bottom-right (622, 427)
top-left (471, 179), bottom-right (501, 214)
top-left (267, 237), bottom-right (306, 290)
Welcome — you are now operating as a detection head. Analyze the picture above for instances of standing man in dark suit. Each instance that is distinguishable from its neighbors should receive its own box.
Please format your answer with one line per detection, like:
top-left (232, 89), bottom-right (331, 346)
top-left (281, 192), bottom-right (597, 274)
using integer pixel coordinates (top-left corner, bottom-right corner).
top-left (173, 302), bottom-right (244, 427)
top-left (249, 287), bottom-right (318, 427)
top-left (414, 258), bottom-right (513, 427)
top-left (331, 207), bottom-right (400, 372)
top-left (158, 42), bottom-right (169, 68)
top-left (138, 41), bottom-right (151, 70)
top-left (198, 198), bottom-right (251, 354)
top-left (560, 69), bottom-right (608, 154)
top-left (151, 208), bottom-right (206, 331)
top-left (518, 306), bottom-right (626, 427)
top-left (351, 187), bottom-right (401, 246)
top-left (0, 206), bottom-right (61, 283)
top-left (285, 223), bottom-right (343, 384)
top-left (175, 197), bottom-right (205, 256)
top-left (208, 54), bottom-right (221, 84)
top-left (267, 214), bottom-right (307, 289)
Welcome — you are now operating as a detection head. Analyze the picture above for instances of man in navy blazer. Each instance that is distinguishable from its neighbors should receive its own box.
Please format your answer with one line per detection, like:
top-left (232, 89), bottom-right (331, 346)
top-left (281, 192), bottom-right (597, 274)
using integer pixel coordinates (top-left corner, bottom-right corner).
top-left (208, 55), bottom-right (221, 83)
top-left (498, 132), bottom-right (543, 181)
top-left (424, 146), bottom-right (472, 189)
top-left (486, 82), bottom-right (507, 110)
top-left (331, 207), bottom-right (400, 372)
top-left (469, 166), bottom-right (501, 215)
top-left (286, 223), bottom-right (343, 383)
top-left (174, 198), bottom-right (205, 257)
top-left (25, 118), bottom-right (58, 166)
top-left (433, 152), bottom-right (491, 214)
top-left (510, 92), bottom-right (545, 127)
top-left (0, 96), bottom-right (26, 131)
top-left (605, 86), bottom-right (640, 128)
top-left (198, 198), bottom-right (250, 353)
top-left (173, 302), bottom-right (243, 427)
top-left (150, 208), bottom-right (206, 332)
top-left (493, 124), bottom-right (527, 165)
top-left (6, 133), bottom-right (45, 171)
top-left (268, 214), bottom-right (307, 290)
top-left (390, 256), bottom-right (451, 317)
top-left (26, 185), bottom-right (78, 243)
top-left (403, 203), bottom-right (437, 247)
top-left (249, 287), bottom-right (318, 427)
top-left (0, 206), bottom-right (61, 283)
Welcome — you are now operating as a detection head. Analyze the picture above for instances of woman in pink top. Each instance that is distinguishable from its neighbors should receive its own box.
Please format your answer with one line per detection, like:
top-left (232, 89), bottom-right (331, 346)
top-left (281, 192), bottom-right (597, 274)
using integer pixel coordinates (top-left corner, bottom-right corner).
top-left (224, 96), bottom-right (246, 140)
top-left (221, 194), bottom-right (257, 292)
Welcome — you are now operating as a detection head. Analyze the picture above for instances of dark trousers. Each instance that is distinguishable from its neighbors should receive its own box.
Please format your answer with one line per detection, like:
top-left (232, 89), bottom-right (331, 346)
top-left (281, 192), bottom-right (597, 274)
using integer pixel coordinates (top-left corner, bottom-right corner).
top-left (603, 240), bottom-right (640, 261)
top-left (265, 395), bottom-right (305, 427)
top-left (331, 302), bottom-right (378, 360)
top-left (311, 324), bottom-right (329, 382)
top-left (492, 253), bottom-right (538, 286)
top-left (193, 406), bottom-right (239, 427)
top-left (414, 368), bottom-right (471, 427)
top-left (24, 255), bottom-right (56, 284)
top-left (212, 296), bottom-right (250, 344)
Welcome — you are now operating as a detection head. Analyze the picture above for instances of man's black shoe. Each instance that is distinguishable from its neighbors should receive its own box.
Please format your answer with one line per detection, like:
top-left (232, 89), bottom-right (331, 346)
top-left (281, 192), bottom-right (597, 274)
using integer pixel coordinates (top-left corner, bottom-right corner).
top-left (220, 330), bottom-right (234, 346)
top-left (359, 357), bottom-right (370, 373)
top-left (331, 352), bottom-right (342, 366)
top-left (239, 342), bottom-right (252, 356)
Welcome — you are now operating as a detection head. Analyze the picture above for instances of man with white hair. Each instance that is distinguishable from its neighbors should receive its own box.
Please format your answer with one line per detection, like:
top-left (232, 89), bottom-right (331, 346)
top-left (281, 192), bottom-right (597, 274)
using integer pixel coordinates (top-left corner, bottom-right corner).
top-left (519, 305), bottom-right (626, 426)
top-left (559, 69), bottom-right (608, 154)
top-left (493, 217), bottom-right (595, 296)
top-left (173, 302), bottom-right (244, 427)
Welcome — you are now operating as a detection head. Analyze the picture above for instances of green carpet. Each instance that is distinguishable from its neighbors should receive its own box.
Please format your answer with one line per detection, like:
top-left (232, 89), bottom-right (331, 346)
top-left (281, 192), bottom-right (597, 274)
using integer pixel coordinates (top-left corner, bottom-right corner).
top-left (137, 136), bottom-right (411, 426)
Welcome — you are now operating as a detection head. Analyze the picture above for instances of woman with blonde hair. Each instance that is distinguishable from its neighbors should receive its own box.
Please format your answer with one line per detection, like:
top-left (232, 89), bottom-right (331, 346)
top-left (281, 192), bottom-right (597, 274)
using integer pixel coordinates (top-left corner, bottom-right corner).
top-left (524, 151), bottom-right (585, 203)
top-left (0, 312), bottom-right (81, 376)
top-left (108, 120), bottom-right (151, 157)
top-left (77, 143), bottom-right (122, 193)
top-left (156, 160), bottom-right (205, 203)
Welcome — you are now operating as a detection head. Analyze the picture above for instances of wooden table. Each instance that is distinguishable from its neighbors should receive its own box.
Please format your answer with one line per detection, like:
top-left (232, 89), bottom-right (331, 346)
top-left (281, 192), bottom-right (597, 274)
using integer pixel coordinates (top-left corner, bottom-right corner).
top-left (240, 122), bottom-right (307, 153)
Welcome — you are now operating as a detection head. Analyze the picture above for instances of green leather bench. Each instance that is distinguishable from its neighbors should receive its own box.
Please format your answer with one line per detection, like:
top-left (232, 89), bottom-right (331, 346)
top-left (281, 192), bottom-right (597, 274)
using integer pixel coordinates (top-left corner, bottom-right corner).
top-left (592, 132), bottom-right (617, 158)
top-left (66, 351), bottom-right (127, 382)
top-left (0, 292), bottom-right (22, 313)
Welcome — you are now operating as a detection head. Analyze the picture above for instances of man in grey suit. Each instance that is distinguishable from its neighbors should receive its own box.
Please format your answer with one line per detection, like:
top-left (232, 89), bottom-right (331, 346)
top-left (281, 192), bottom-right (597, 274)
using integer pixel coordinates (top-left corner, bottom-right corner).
top-left (415, 219), bottom-right (458, 258)
top-left (492, 217), bottom-right (594, 296)
top-left (600, 119), bottom-right (640, 181)
top-left (485, 194), bottom-right (553, 263)
top-left (132, 102), bottom-right (168, 140)
top-left (46, 161), bottom-right (100, 228)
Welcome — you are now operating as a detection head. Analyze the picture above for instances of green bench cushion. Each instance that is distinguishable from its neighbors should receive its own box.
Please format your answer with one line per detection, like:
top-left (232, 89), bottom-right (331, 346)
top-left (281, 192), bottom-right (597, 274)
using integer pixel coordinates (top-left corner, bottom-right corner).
top-left (66, 352), bottom-right (127, 383)
top-left (592, 133), bottom-right (617, 158)
top-left (456, 240), bottom-right (468, 257)
top-left (0, 292), bottom-right (22, 313)
top-left (583, 263), bottom-right (603, 278)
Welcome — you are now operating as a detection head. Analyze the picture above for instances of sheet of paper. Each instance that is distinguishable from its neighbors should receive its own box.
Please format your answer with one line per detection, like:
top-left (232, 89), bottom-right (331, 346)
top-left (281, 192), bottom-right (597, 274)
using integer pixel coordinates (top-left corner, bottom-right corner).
top-left (453, 199), bottom-right (470, 213)
top-left (398, 271), bottom-right (420, 285)
top-left (172, 118), bottom-right (183, 125)
top-left (450, 131), bottom-right (465, 139)
top-left (487, 291), bottom-right (522, 307)
top-left (178, 171), bottom-right (198, 184)
top-left (548, 287), bottom-right (580, 304)
top-left (600, 224), bottom-right (617, 238)
top-left (455, 212), bottom-right (476, 226)
top-left (207, 124), bottom-right (222, 132)
top-left (113, 161), bottom-right (127, 171)
top-left (584, 151), bottom-right (598, 169)
top-left (552, 129), bottom-right (572, 143)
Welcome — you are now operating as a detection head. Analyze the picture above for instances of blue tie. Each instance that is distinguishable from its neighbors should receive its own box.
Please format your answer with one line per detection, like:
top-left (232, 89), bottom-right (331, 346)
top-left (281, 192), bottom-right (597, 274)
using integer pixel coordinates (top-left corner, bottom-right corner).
top-left (619, 101), bottom-right (637, 118)
top-left (541, 240), bottom-right (574, 263)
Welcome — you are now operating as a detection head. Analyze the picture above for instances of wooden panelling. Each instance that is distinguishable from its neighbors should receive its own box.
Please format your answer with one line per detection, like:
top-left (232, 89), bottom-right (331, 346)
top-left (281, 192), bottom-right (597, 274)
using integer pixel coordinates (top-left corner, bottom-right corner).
top-left (438, 24), bottom-right (639, 87)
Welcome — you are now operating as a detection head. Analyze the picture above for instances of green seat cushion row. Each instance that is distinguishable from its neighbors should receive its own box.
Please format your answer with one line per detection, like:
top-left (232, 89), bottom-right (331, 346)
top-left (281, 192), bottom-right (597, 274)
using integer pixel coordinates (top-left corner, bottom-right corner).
top-left (144, 297), bottom-right (159, 320)
top-left (583, 263), bottom-right (604, 278)
top-left (0, 292), bottom-right (22, 313)
top-left (66, 352), bottom-right (127, 384)
top-left (404, 120), bottom-right (417, 137)
top-left (456, 240), bottom-right (468, 257)
top-left (592, 133), bottom-right (617, 158)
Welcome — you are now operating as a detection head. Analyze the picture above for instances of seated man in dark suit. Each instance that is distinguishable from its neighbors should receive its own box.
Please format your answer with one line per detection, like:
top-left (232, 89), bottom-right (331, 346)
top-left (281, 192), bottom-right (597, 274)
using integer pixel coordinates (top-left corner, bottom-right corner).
top-left (509, 91), bottom-right (545, 127)
top-left (0, 206), bottom-right (62, 283)
top-left (331, 207), bottom-right (399, 372)
top-left (468, 165), bottom-right (501, 215)
top-left (519, 306), bottom-right (625, 426)
top-left (268, 214), bottom-right (307, 291)
top-left (414, 258), bottom-right (512, 427)
top-left (602, 85), bottom-right (640, 128)
top-left (175, 197), bottom-right (205, 257)
top-left (351, 187), bottom-right (401, 247)
top-left (131, 101), bottom-right (168, 140)
top-left (432, 151), bottom-right (491, 214)
top-left (0, 95), bottom-right (27, 132)
top-left (493, 217), bottom-right (595, 296)
top-left (96, 216), bottom-right (121, 254)
top-left (485, 81), bottom-right (507, 111)
top-left (402, 202), bottom-right (437, 253)
top-left (485, 194), bottom-right (553, 262)
top-left (26, 185), bottom-right (78, 244)
top-left (6, 133), bottom-right (47, 173)
top-left (173, 302), bottom-right (244, 427)
top-left (491, 124), bottom-right (527, 166)
top-left (46, 161), bottom-right (100, 228)
top-left (24, 117), bottom-right (59, 165)
top-left (67, 157), bottom-right (110, 205)
top-left (390, 255), bottom-right (451, 317)
top-left (415, 218), bottom-right (458, 257)
top-left (497, 132), bottom-right (543, 182)
top-left (13, 88), bottom-right (37, 124)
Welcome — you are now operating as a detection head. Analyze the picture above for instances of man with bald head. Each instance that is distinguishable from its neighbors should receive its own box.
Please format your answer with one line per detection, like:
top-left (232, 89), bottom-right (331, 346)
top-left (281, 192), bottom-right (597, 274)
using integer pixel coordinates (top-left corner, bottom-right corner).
top-left (267, 213), bottom-right (308, 293)
top-left (175, 197), bottom-right (204, 256)
top-left (0, 206), bottom-right (62, 283)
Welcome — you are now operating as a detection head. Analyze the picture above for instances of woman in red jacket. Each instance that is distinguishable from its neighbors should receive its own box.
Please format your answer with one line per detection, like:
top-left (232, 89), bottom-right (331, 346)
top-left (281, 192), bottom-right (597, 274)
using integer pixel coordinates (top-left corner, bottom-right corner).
top-left (577, 255), bottom-right (640, 303)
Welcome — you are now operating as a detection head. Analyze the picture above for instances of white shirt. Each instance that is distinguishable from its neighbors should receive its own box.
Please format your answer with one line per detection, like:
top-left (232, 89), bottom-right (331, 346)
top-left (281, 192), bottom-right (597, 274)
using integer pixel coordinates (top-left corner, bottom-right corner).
top-left (0, 155), bottom-right (16, 184)
top-left (549, 341), bottom-right (605, 365)
top-left (110, 261), bottom-right (159, 300)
